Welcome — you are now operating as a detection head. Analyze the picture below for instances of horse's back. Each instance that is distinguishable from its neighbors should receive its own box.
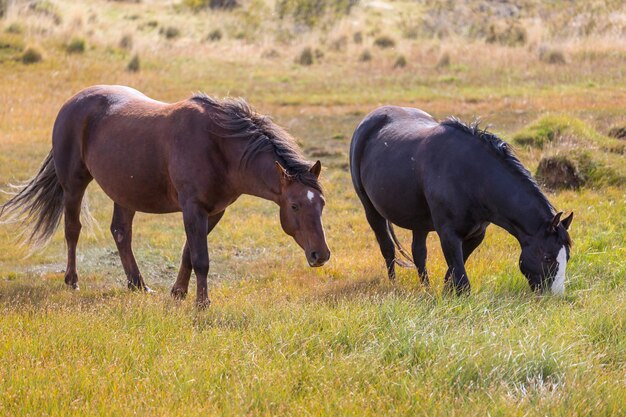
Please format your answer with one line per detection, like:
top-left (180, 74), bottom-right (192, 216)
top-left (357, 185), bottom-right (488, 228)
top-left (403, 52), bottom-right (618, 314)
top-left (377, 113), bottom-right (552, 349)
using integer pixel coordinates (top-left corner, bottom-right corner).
top-left (52, 85), bottom-right (193, 213)
top-left (351, 106), bottom-right (441, 228)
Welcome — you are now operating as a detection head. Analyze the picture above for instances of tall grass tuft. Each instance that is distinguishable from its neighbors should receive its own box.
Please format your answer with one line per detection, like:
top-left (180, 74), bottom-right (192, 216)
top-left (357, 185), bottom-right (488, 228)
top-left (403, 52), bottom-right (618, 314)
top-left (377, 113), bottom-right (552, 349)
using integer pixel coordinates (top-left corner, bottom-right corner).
top-left (126, 53), bottom-right (140, 72)
top-left (66, 37), bottom-right (86, 54)
top-left (21, 46), bottom-right (43, 64)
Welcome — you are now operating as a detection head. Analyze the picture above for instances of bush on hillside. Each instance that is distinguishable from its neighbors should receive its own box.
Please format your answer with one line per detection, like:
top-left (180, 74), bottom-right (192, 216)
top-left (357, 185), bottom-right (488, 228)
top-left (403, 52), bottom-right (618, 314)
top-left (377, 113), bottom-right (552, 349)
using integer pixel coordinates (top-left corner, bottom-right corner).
top-left (393, 55), bottom-right (407, 68)
top-left (296, 46), bottom-right (313, 65)
top-left (21, 46), bottom-right (42, 64)
top-left (127, 53), bottom-right (140, 72)
top-left (373, 35), bottom-right (395, 49)
top-left (538, 46), bottom-right (566, 64)
top-left (358, 49), bottom-right (371, 62)
top-left (1, 0), bottom-right (9, 19)
top-left (119, 34), bottom-right (133, 50)
top-left (276, 0), bottom-right (358, 27)
top-left (183, 0), bottom-right (239, 11)
top-left (207, 29), bottom-right (222, 41)
top-left (608, 125), bottom-right (626, 140)
top-left (66, 37), bottom-right (86, 54)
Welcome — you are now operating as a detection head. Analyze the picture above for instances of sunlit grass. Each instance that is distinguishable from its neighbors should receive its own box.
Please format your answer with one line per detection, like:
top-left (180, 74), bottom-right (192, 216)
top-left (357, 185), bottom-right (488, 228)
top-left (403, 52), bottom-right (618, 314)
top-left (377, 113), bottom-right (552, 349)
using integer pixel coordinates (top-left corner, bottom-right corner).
top-left (0, 0), bottom-right (625, 415)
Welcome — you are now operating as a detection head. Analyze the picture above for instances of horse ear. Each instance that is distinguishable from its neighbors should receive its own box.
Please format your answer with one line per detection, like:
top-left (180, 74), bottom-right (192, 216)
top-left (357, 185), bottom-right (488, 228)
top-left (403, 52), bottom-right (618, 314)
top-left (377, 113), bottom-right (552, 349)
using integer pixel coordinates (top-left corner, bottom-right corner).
top-left (549, 212), bottom-right (563, 232)
top-left (275, 161), bottom-right (290, 186)
top-left (561, 212), bottom-right (574, 230)
top-left (310, 160), bottom-right (322, 178)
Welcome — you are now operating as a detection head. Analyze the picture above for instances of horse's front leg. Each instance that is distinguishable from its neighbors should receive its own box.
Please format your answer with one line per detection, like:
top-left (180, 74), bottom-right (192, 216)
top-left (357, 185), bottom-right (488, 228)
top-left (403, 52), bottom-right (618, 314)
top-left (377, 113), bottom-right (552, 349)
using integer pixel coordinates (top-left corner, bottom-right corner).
top-left (171, 210), bottom-right (225, 299)
top-left (181, 202), bottom-right (210, 308)
top-left (438, 227), bottom-right (470, 295)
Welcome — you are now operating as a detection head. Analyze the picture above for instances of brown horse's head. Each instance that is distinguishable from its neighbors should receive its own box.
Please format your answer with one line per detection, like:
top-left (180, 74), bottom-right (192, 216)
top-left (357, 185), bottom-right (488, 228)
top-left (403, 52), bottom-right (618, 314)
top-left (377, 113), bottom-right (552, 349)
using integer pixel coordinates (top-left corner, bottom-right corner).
top-left (275, 160), bottom-right (330, 267)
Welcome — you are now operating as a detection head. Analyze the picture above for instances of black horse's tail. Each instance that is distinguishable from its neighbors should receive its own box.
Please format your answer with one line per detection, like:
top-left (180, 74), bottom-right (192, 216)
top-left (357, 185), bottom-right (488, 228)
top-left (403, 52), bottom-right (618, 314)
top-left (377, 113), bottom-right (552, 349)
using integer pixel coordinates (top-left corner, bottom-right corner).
top-left (386, 221), bottom-right (414, 267)
top-left (0, 151), bottom-right (65, 247)
top-left (350, 112), bottom-right (414, 268)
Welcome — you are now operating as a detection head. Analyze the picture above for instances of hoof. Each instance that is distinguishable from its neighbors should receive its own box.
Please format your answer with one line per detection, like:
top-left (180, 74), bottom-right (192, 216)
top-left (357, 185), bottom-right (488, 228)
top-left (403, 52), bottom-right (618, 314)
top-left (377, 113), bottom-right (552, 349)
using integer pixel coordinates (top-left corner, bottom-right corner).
top-left (195, 298), bottom-right (211, 310)
top-left (170, 287), bottom-right (188, 300)
top-left (128, 280), bottom-right (151, 292)
top-left (64, 274), bottom-right (79, 290)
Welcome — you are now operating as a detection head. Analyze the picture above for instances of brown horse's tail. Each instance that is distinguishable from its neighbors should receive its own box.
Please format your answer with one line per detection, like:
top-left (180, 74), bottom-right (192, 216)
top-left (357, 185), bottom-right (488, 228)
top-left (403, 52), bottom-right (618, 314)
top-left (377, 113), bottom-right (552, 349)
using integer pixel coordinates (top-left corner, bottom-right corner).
top-left (386, 221), bottom-right (415, 267)
top-left (0, 151), bottom-right (65, 248)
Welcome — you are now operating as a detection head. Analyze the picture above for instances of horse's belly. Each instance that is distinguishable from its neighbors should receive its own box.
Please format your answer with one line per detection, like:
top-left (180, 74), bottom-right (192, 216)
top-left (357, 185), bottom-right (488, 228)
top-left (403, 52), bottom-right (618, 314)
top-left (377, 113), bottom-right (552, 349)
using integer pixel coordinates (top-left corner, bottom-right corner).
top-left (362, 171), bottom-right (432, 230)
top-left (85, 145), bottom-right (180, 213)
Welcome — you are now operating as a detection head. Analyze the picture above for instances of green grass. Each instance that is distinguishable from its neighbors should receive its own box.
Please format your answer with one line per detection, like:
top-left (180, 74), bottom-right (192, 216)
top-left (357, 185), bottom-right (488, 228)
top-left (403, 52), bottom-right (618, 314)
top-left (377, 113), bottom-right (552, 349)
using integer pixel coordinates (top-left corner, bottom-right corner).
top-left (0, 0), bottom-right (625, 415)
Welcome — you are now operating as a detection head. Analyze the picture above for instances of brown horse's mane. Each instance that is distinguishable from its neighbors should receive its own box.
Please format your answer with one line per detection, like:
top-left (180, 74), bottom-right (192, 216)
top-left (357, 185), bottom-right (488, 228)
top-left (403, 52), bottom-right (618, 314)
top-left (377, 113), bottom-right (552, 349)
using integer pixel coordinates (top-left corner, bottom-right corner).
top-left (191, 94), bottom-right (322, 192)
top-left (441, 117), bottom-right (556, 215)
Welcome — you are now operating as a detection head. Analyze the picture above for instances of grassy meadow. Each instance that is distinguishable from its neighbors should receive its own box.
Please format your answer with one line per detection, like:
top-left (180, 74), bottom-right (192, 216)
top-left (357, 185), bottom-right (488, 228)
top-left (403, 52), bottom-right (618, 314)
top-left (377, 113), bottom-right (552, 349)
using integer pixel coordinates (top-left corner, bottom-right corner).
top-left (0, 0), bottom-right (625, 415)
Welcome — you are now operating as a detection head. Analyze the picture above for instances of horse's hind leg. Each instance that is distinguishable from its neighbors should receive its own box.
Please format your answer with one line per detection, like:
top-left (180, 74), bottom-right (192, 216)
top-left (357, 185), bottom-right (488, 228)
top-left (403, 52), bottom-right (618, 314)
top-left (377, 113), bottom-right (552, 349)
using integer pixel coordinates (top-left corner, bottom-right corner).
top-left (412, 230), bottom-right (429, 286)
top-left (110, 203), bottom-right (150, 291)
top-left (59, 171), bottom-right (92, 290)
top-left (363, 208), bottom-right (396, 280)
top-left (171, 210), bottom-right (225, 299)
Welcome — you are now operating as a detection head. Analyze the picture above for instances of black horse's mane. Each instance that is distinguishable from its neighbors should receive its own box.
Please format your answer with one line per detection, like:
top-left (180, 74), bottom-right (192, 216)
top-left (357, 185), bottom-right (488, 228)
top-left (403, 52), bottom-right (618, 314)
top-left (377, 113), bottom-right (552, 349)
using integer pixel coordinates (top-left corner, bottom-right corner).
top-left (191, 93), bottom-right (321, 192)
top-left (441, 117), bottom-right (555, 213)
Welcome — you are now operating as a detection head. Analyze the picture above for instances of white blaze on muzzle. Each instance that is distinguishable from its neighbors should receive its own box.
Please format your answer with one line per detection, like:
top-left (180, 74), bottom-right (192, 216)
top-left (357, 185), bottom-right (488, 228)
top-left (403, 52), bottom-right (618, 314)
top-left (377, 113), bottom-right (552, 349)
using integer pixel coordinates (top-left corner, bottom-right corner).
top-left (551, 246), bottom-right (567, 295)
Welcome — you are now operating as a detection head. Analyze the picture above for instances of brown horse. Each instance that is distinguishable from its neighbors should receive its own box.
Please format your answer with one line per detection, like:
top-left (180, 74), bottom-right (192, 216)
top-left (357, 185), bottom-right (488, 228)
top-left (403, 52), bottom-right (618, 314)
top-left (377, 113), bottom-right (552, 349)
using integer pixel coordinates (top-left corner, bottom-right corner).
top-left (0, 85), bottom-right (331, 306)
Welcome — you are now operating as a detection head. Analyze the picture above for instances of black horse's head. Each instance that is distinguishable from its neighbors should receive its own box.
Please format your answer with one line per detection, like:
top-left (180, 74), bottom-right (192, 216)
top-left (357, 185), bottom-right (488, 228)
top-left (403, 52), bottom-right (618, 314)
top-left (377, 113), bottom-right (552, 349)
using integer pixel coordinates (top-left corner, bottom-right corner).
top-left (519, 212), bottom-right (573, 294)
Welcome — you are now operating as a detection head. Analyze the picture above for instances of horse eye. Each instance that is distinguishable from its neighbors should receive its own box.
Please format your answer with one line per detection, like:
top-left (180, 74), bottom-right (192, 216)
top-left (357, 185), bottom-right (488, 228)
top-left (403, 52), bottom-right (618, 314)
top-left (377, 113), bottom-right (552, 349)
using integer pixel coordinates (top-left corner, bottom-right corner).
top-left (543, 255), bottom-right (554, 263)
top-left (291, 203), bottom-right (299, 211)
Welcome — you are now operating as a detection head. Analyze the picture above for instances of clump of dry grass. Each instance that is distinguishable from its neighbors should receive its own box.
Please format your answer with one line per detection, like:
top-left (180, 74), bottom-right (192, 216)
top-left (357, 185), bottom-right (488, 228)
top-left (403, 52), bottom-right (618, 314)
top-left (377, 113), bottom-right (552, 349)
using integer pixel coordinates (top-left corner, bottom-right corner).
top-left (160, 25), bottom-right (180, 39)
top-left (21, 45), bottom-right (42, 63)
top-left (358, 48), bottom-right (371, 62)
top-left (373, 34), bottom-right (395, 49)
top-left (486, 21), bottom-right (527, 46)
top-left (65, 37), bottom-right (85, 54)
top-left (538, 45), bottom-right (566, 64)
top-left (126, 53), bottom-right (139, 72)
top-left (296, 46), bottom-right (314, 65)
top-left (206, 28), bottom-right (222, 41)
top-left (607, 125), bottom-right (626, 140)
top-left (118, 33), bottom-right (133, 50)
top-left (436, 51), bottom-right (450, 68)
top-left (352, 31), bottom-right (362, 44)
top-left (393, 54), bottom-right (406, 68)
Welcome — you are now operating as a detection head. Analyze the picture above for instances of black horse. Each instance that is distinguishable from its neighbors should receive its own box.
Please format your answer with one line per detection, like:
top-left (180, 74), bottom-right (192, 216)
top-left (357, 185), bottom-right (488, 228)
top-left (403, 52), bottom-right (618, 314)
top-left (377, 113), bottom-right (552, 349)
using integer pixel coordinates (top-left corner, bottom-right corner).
top-left (350, 106), bottom-right (573, 294)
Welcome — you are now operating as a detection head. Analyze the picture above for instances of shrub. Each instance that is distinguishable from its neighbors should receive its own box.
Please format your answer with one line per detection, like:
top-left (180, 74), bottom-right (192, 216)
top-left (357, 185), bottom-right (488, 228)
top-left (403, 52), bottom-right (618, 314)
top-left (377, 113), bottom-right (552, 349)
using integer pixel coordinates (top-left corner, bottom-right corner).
top-left (539, 46), bottom-right (566, 64)
top-left (261, 48), bottom-right (280, 59)
top-left (330, 35), bottom-right (347, 51)
top-left (393, 54), bottom-right (407, 68)
top-left (119, 34), bottom-right (133, 50)
top-left (183, 0), bottom-right (239, 11)
top-left (28, 0), bottom-right (62, 25)
top-left (66, 37), bottom-right (85, 54)
top-left (127, 53), bottom-right (140, 72)
top-left (276, 0), bottom-right (358, 27)
top-left (607, 125), bottom-right (626, 140)
top-left (296, 46), bottom-right (313, 65)
top-left (486, 21), bottom-right (527, 46)
top-left (206, 28), bottom-right (222, 41)
top-left (160, 26), bottom-right (180, 39)
top-left (373, 35), bottom-right (395, 49)
top-left (0, 0), bottom-right (7, 19)
top-left (358, 49), bottom-right (371, 62)
top-left (436, 52), bottom-right (450, 68)
top-left (353, 31), bottom-right (362, 44)
top-left (21, 46), bottom-right (42, 64)
top-left (5, 23), bottom-right (24, 34)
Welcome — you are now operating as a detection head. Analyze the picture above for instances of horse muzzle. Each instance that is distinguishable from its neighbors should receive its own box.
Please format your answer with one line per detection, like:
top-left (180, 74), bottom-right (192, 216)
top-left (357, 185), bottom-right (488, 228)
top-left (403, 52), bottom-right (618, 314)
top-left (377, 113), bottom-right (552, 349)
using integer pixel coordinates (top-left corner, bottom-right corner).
top-left (307, 249), bottom-right (330, 267)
